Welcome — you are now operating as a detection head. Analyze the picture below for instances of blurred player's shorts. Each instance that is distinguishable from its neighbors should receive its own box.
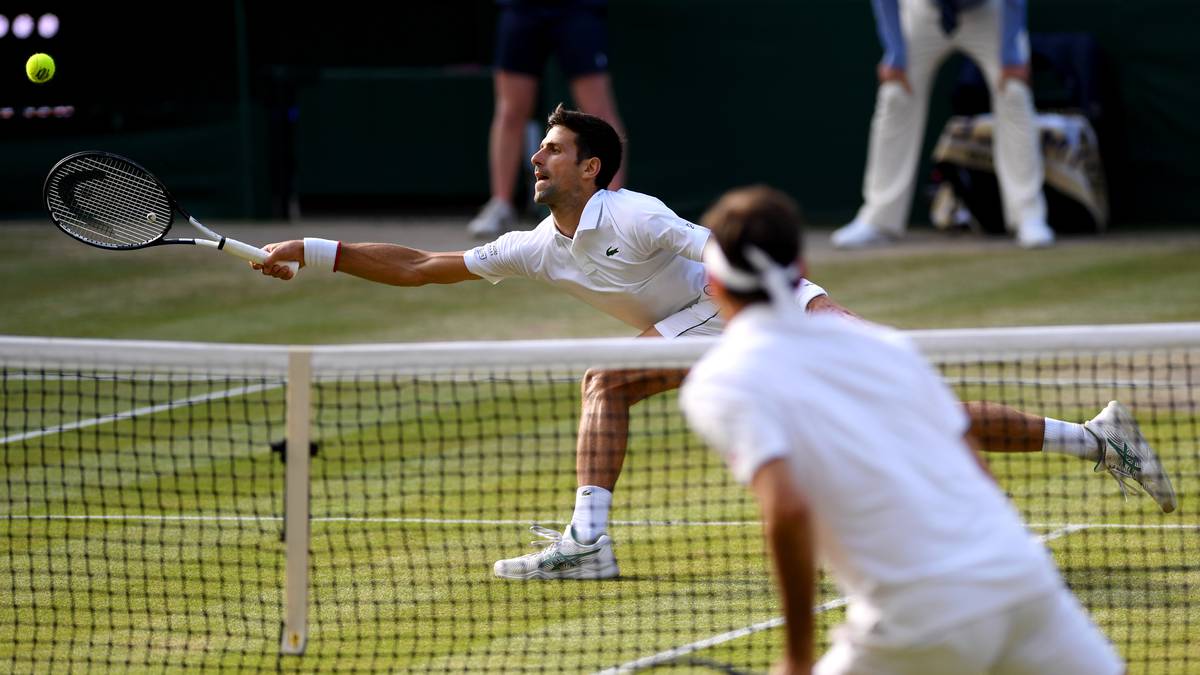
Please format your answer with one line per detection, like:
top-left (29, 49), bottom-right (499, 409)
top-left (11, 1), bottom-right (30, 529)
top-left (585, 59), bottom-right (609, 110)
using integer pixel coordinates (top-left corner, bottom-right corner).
top-left (930, 113), bottom-right (1108, 236)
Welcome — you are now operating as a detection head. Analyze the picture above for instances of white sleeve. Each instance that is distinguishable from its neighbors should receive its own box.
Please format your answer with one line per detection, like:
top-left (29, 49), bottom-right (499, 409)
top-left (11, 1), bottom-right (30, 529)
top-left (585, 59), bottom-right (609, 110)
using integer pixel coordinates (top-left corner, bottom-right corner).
top-left (626, 205), bottom-right (710, 262)
top-left (681, 377), bottom-right (792, 485)
top-left (794, 279), bottom-right (828, 309)
top-left (463, 230), bottom-right (539, 284)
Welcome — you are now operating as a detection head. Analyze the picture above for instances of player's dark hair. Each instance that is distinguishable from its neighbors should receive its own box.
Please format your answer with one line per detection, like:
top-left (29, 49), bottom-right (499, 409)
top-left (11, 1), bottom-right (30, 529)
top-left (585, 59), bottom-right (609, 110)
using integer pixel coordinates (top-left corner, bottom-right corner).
top-left (546, 103), bottom-right (623, 190)
top-left (700, 185), bottom-right (805, 304)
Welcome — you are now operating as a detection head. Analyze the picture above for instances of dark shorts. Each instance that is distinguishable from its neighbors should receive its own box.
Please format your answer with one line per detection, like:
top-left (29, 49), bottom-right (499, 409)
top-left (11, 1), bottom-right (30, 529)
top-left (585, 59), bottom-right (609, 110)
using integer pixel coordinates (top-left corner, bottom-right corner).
top-left (495, 5), bottom-right (610, 79)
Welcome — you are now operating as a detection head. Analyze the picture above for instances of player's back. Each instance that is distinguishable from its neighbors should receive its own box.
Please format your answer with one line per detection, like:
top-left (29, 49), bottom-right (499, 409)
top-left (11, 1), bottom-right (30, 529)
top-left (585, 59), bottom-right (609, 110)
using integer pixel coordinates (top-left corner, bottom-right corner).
top-left (682, 308), bottom-right (1062, 644)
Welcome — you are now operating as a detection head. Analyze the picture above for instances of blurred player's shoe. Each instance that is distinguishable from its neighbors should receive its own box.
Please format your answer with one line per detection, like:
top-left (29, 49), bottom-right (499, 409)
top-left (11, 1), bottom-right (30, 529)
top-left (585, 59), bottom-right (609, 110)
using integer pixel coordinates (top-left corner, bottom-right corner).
top-left (1017, 219), bottom-right (1055, 248)
top-left (493, 524), bottom-right (619, 580)
top-left (1085, 401), bottom-right (1177, 513)
top-left (467, 198), bottom-right (516, 239)
top-left (831, 219), bottom-right (898, 249)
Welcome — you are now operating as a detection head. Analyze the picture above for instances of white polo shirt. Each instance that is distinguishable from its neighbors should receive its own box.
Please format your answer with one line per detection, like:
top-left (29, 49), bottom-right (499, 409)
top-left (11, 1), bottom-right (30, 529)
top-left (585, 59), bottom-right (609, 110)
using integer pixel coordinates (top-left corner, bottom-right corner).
top-left (680, 307), bottom-right (1061, 645)
top-left (464, 189), bottom-right (712, 331)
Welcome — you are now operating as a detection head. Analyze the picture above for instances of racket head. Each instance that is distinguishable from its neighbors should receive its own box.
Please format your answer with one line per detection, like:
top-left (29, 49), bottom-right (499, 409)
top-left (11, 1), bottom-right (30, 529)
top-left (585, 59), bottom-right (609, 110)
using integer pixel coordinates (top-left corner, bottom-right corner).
top-left (44, 151), bottom-right (178, 250)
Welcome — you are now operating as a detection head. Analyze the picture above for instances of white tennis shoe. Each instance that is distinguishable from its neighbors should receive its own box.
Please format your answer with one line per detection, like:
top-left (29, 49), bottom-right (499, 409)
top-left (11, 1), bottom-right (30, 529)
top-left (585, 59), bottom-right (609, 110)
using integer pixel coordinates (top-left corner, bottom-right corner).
top-left (1017, 219), bottom-right (1055, 248)
top-left (830, 219), bottom-right (899, 249)
top-left (1085, 401), bottom-right (1177, 513)
top-left (493, 524), bottom-right (619, 580)
top-left (467, 198), bottom-right (516, 239)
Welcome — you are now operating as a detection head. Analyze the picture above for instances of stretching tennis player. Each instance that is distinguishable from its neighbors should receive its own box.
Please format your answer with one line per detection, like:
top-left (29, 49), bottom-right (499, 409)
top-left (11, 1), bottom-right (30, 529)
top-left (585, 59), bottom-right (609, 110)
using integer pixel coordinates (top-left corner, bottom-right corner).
top-left (255, 106), bottom-right (1175, 582)
top-left (681, 185), bottom-right (1123, 675)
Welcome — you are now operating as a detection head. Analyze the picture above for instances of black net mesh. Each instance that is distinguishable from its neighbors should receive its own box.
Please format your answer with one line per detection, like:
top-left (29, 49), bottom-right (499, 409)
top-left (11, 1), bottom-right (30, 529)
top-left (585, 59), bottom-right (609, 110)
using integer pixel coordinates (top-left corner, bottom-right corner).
top-left (1, 336), bottom-right (1196, 673)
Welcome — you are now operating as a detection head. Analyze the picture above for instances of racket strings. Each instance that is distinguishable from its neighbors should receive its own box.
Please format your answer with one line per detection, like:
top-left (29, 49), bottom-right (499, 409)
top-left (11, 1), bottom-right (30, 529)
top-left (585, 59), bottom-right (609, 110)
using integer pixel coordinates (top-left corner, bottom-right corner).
top-left (48, 167), bottom-right (166, 245)
top-left (54, 157), bottom-right (169, 240)
top-left (47, 155), bottom-right (173, 248)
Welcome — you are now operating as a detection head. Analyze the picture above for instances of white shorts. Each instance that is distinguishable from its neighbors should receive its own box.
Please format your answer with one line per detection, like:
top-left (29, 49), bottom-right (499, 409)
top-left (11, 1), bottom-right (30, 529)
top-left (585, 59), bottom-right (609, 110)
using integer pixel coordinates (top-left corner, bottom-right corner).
top-left (653, 280), bottom-right (829, 338)
top-left (654, 298), bottom-right (725, 338)
top-left (815, 589), bottom-right (1123, 675)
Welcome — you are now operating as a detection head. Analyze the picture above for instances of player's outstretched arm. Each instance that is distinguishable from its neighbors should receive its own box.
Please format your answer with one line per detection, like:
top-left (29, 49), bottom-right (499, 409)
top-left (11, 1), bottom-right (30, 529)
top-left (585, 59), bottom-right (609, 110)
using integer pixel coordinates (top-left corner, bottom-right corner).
top-left (255, 240), bottom-right (480, 286)
top-left (805, 294), bottom-right (859, 319)
top-left (750, 458), bottom-right (815, 674)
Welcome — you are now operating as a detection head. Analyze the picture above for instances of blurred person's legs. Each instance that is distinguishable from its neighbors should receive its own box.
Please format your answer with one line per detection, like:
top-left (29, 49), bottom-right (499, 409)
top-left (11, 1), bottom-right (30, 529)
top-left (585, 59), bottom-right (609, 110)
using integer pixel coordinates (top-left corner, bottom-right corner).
top-left (469, 70), bottom-right (536, 238)
top-left (557, 3), bottom-right (626, 190)
top-left (834, 0), bottom-right (952, 249)
top-left (957, 0), bottom-right (1052, 248)
top-left (570, 74), bottom-right (627, 190)
top-left (469, 6), bottom-right (549, 238)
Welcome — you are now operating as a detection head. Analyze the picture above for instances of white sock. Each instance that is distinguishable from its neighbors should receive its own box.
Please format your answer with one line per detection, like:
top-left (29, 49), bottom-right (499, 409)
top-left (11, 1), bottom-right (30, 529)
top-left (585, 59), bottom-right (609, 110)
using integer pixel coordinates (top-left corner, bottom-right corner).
top-left (570, 486), bottom-right (612, 544)
top-left (1042, 418), bottom-right (1101, 461)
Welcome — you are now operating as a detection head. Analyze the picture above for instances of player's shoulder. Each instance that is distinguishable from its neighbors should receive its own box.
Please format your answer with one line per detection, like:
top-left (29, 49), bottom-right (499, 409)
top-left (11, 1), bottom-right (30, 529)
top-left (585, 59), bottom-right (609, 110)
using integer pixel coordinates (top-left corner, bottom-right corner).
top-left (601, 188), bottom-right (677, 219)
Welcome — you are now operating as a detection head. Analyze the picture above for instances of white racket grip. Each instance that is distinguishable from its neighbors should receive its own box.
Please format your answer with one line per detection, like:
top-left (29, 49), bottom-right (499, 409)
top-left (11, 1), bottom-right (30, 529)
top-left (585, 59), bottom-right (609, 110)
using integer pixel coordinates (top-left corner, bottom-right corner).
top-left (221, 237), bottom-right (300, 274)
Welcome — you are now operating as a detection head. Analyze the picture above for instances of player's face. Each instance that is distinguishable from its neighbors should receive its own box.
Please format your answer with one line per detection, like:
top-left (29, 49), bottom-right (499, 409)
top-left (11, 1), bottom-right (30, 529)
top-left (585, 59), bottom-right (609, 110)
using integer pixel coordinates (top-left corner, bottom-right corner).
top-left (530, 126), bottom-right (594, 207)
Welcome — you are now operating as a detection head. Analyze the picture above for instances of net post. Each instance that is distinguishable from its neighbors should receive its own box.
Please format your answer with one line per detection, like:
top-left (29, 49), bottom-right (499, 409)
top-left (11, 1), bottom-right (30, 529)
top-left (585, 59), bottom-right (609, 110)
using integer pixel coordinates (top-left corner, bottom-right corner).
top-left (280, 347), bottom-right (312, 656)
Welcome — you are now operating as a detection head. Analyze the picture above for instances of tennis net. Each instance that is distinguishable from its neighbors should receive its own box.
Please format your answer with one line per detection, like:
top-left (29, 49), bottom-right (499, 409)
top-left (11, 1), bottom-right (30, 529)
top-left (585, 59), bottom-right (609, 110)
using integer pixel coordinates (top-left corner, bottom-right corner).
top-left (1, 324), bottom-right (1197, 673)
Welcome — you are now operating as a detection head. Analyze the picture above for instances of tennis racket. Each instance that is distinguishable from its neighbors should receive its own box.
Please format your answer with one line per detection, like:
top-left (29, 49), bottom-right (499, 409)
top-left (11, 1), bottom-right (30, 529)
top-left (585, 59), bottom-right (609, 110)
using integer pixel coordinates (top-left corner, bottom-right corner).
top-left (44, 151), bottom-right (298, 274)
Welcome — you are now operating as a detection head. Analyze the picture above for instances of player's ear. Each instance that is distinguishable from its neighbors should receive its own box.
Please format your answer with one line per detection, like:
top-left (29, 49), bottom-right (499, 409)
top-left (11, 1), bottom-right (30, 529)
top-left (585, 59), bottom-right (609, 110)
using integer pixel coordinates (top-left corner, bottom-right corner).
top-left (582, 156), bottom-right (601, 182)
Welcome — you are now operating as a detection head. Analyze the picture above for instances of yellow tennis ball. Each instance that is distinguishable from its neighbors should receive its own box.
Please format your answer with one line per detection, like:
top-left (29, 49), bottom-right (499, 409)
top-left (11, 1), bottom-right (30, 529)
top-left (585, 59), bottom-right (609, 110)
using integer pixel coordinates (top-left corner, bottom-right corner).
top-left (26, 53), bottom-right (55, 84)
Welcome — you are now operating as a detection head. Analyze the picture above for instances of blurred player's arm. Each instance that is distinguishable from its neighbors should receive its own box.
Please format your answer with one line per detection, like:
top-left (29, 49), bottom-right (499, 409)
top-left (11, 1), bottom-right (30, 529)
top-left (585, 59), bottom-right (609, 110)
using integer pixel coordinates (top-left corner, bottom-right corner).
top-left (872, 0), bottom-right (911, 92)
top-left (1000, 0), bottom-right (1031, 89)
top-left (256, 240), bottom-right (480, 286)
top-left (803, 292), bottom-right (857, 318)
top-left (750, 457), bottom-right (816, 675)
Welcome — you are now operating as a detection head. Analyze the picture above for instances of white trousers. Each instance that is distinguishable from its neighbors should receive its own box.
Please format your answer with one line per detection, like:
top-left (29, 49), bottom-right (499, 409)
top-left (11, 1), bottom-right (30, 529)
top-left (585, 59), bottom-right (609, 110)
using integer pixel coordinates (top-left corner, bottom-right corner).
top-left (856, 0), bottom-right (1047, 233)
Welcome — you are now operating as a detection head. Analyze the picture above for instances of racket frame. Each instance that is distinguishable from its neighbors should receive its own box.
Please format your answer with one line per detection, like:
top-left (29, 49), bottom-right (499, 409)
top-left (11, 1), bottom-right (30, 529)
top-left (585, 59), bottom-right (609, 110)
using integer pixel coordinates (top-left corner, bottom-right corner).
top-left (45, 151), bottom-right (297, 272)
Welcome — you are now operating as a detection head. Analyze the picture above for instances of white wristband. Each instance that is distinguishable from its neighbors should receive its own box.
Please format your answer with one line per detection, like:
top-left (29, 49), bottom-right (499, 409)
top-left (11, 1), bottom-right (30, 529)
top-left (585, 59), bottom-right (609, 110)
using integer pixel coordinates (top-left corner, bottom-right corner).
top-left (303, 237), bottom-right (340, 272)
top-left (795, 279), bottom-right (827, 310)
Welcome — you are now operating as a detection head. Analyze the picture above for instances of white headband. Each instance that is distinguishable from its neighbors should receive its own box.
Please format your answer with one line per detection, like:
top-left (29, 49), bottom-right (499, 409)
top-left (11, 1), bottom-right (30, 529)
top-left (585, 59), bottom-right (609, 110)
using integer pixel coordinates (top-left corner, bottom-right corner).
top-left (702, 239), bottom-right (800, 308)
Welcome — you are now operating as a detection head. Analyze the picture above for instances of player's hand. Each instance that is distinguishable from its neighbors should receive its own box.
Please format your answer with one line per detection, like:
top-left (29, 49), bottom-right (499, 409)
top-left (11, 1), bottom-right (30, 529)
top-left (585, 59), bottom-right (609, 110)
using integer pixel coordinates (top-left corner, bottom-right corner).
top-left (253, 240), bottom-right (303, 280)
top-left (1000, 63), bottom-right (1031, 92)
top-left (805, 294), bottom-right (859, 320)
top-left (877, 64), bottom-right (912, 94)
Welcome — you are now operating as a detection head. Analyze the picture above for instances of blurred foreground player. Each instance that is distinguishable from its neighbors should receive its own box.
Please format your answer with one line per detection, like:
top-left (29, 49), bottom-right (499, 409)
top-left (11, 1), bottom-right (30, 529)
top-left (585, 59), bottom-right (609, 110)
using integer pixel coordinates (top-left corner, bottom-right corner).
top-left (682, 185), bottom-right (1123, 674)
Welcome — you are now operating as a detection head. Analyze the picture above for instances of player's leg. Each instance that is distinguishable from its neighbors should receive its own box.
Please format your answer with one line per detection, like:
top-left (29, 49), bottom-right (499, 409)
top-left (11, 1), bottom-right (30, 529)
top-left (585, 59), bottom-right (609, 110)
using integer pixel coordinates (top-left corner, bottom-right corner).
top-left (574, 366), bottom-right (687, 527)
top-left (493, 301), bottom-right (719, 580)
top-left (964, 401), bottom-right (1093, 456)
top-left (964, 400), bottom-right (1177, 512)
top-left (469, 7), bottom-right (546, 238)
top-left (492, 364), bottom-right (683, 581)
top-left (834, 0), bottom-right (950, 248)
top-left (555, 4), bottom-right (627, 190)
top-left (568, 302), bottom-right (720, 547)
top-left (956, 1), bottom-right (1052, 248)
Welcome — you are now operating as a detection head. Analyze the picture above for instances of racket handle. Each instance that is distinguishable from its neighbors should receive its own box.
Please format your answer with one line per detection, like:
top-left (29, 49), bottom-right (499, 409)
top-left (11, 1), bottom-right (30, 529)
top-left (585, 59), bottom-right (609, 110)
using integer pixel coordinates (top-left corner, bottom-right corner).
top-left (221, 237), bottom-right (301, 274)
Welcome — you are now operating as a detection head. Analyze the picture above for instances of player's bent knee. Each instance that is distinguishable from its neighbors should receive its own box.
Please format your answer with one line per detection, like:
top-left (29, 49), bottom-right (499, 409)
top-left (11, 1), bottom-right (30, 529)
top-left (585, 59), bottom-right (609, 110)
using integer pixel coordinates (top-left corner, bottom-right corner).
top-left (581, 368), bottom-right (613, 401)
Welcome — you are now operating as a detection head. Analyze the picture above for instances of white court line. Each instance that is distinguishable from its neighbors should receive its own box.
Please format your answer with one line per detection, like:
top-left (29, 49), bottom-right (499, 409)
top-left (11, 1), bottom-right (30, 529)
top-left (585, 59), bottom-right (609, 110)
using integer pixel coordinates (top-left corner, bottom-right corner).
top-left (0, 382), bottom-right (280, 446)
top-left (591, 522), bottom-right (1183, 674)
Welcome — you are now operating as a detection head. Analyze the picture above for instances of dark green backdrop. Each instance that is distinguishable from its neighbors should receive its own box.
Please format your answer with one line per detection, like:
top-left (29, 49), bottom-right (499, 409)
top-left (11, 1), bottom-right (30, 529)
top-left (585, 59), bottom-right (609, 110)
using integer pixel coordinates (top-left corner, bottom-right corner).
top-left (1, 1), bottom-right (1196, 225)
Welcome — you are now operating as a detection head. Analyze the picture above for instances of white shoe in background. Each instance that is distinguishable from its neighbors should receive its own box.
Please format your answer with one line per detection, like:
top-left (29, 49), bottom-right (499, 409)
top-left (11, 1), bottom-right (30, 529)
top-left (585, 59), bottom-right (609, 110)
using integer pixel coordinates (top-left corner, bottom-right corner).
top-left (467, 198), bottom-right (516, 239)
top-left (1017, 219), bottom-right (1055, 248)
top-left (831, 219), bottom-right (899, 249)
